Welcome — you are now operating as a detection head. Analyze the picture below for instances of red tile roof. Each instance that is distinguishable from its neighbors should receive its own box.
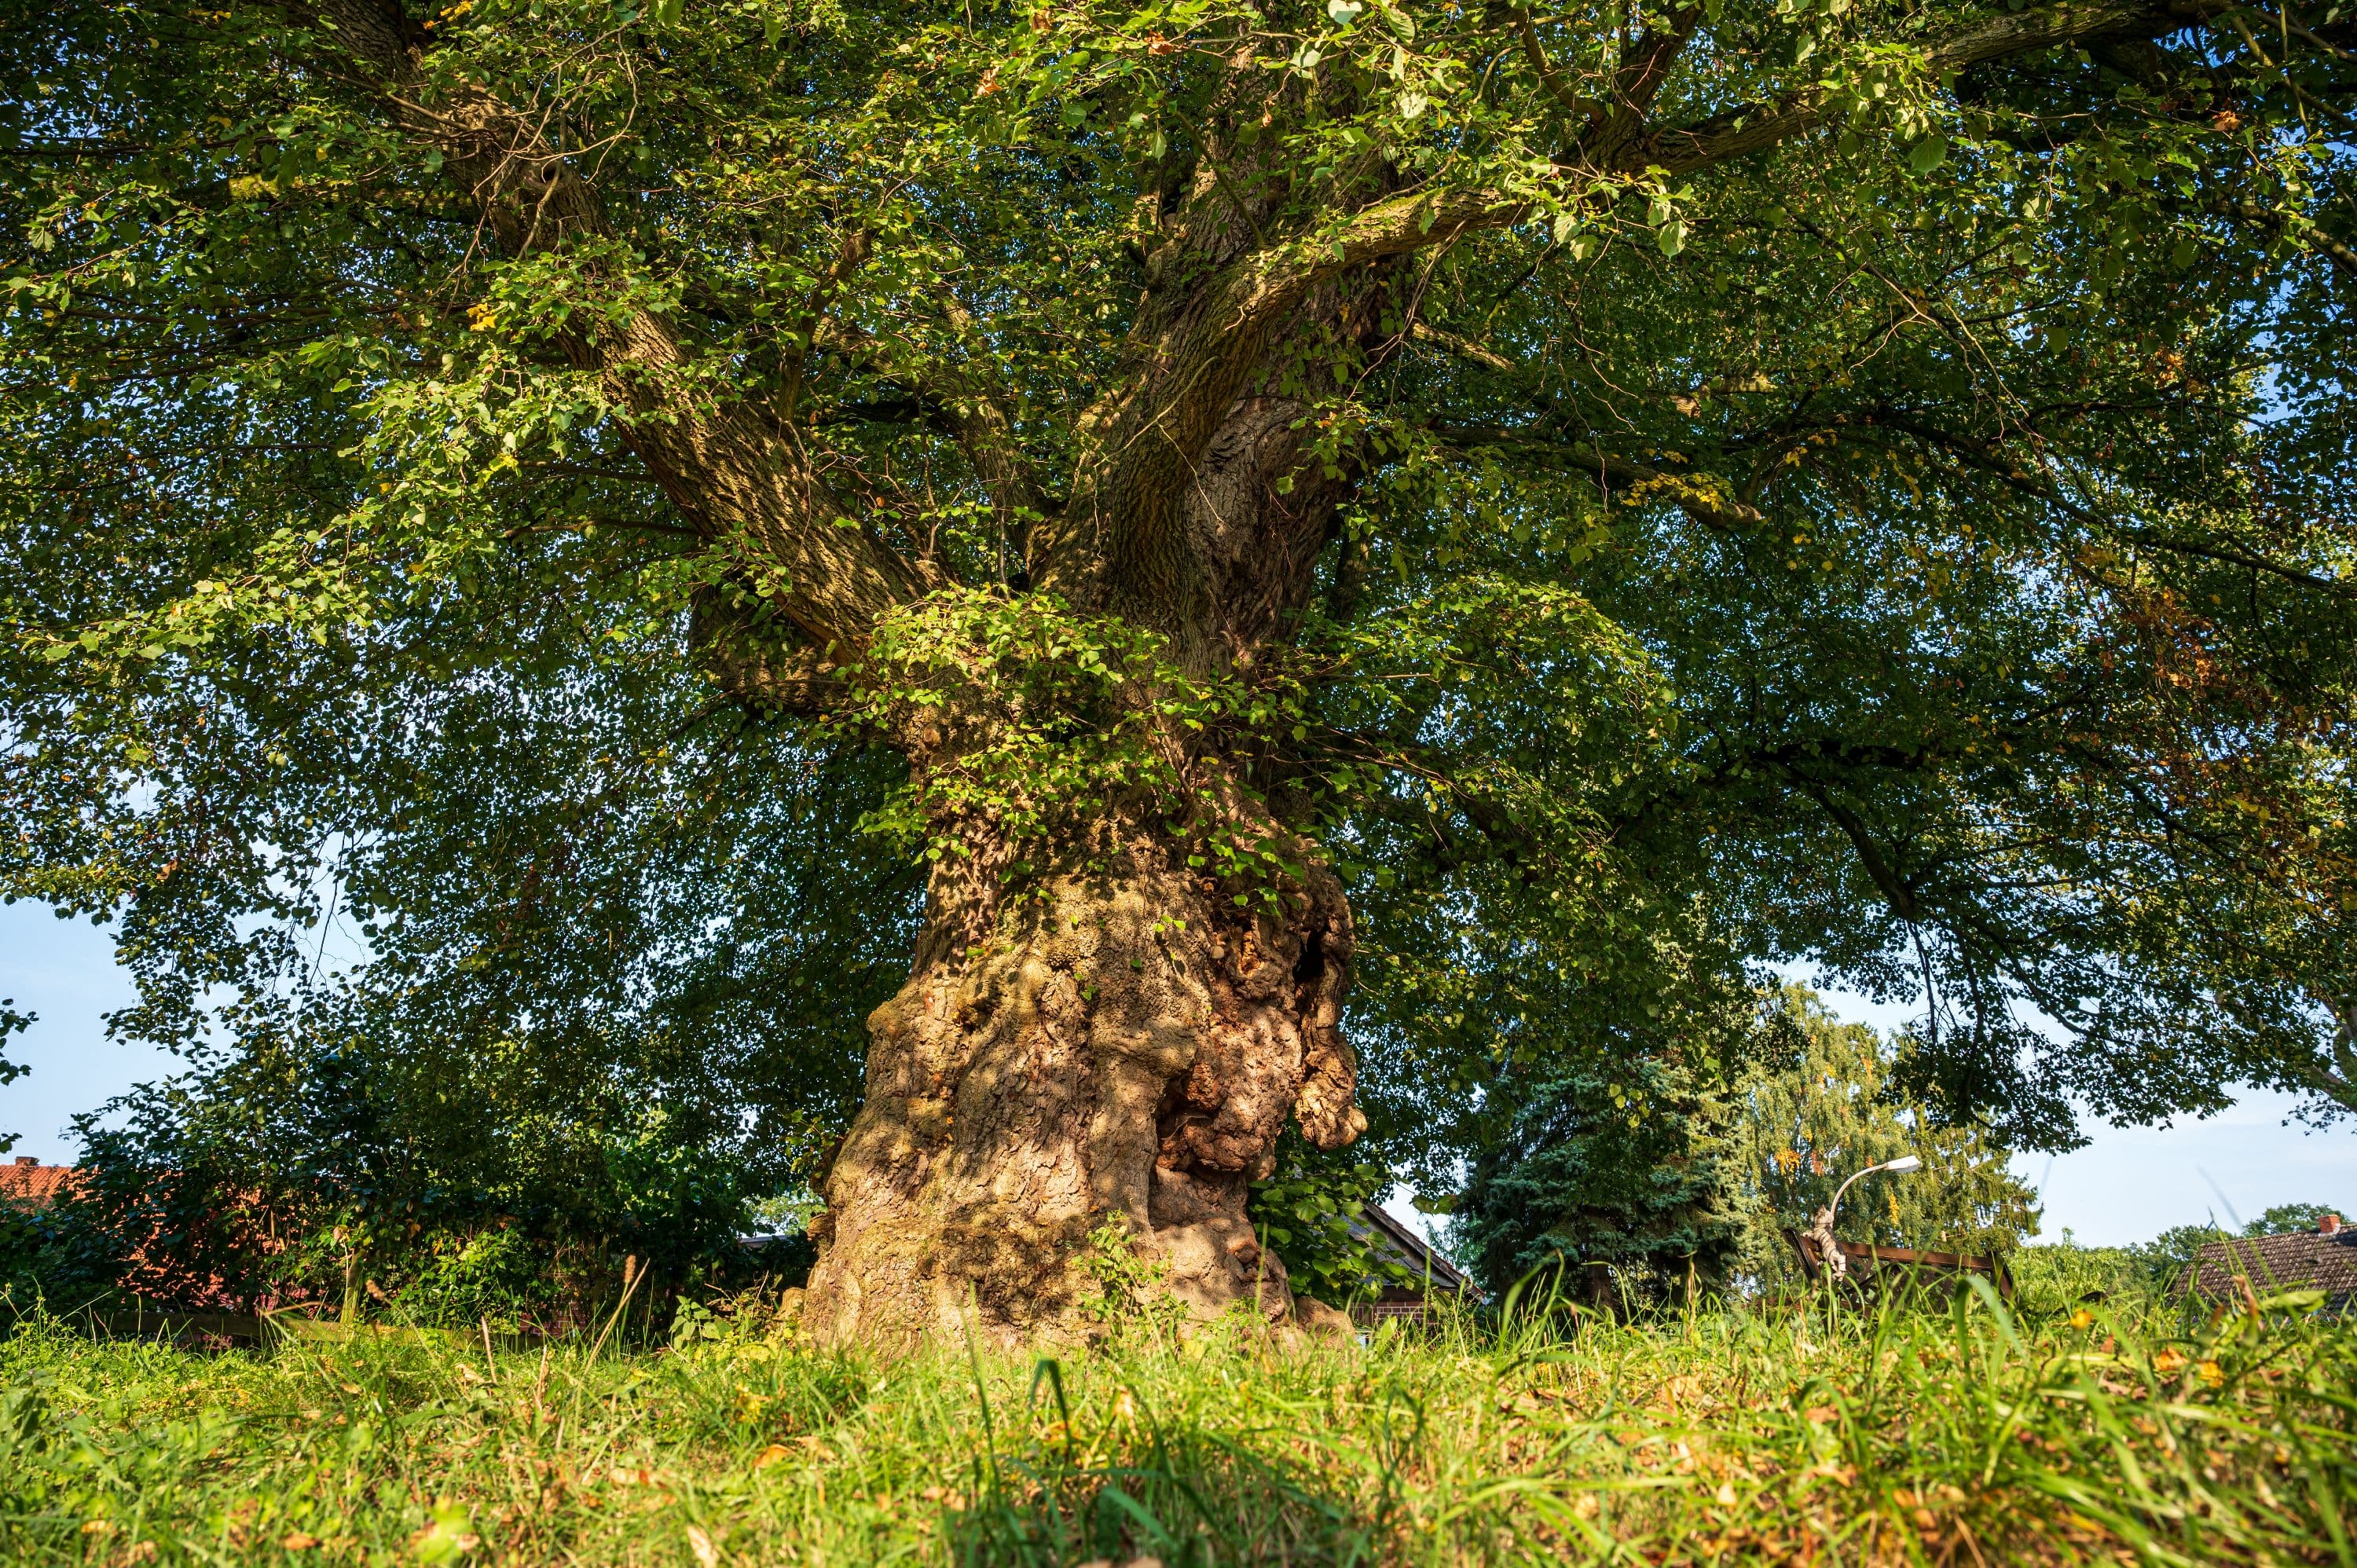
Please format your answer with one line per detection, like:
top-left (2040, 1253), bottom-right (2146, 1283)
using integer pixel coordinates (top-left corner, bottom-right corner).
top-left (0, 1158), bottom-right (80, 1207)
top-left (2188, 1229), bottom-right (2357, 1300)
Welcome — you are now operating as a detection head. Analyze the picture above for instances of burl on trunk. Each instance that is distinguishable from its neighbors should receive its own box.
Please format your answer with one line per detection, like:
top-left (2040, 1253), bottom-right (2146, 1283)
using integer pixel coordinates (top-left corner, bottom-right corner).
top-left (800, 815), bottom-right (1365, 1348)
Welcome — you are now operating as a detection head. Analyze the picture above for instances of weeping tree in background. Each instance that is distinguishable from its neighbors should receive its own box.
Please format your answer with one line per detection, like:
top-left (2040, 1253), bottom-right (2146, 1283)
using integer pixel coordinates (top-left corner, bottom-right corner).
top-left (1446, 984), bottom-right (2036, 1302)
top-left (1725, 987), bottom-right (2041, 1288)
top-left (5, 0), bottom-right (2355, 1344)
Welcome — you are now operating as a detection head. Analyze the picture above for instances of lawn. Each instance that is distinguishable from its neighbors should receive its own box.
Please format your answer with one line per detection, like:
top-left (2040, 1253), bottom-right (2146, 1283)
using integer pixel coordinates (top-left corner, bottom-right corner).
top-left (0, 1277), bottom-right (2347, 1566)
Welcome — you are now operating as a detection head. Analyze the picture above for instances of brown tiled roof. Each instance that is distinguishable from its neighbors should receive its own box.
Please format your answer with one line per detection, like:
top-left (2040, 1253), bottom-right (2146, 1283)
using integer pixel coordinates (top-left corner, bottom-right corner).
top-left (0, 1157), bottom-right (81, 1207)
top-left (2188, 1230), bottom-right (2357, 1299)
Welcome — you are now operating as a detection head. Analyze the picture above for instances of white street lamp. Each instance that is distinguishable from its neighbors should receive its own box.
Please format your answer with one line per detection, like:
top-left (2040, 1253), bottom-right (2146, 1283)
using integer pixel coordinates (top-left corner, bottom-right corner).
top-left (1808, 1155), bottom-right (1924, 1282)
top-left (1827, 1154), bottom-right (1923, 1227)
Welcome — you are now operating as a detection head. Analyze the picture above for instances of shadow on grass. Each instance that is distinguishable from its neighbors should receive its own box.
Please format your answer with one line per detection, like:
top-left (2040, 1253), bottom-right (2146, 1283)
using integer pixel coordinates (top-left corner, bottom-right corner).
top-left (945, 1376), bottom-right (1392, 1567)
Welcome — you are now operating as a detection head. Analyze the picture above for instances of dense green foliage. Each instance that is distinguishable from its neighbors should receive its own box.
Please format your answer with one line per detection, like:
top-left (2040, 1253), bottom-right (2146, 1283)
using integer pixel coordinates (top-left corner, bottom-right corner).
top-left (1246, 1151), bottom-right (1415, 1306)
top-left (2119, 1200), bottom-right (2353, 1297)
top-left (2248, 1201), bottom-right (2347, 1236)
top-left (1449, 1015), bottom-right (1747, 1300)
top-left (1994, 1194), bottom-right (2349, 1310)
top-left (2, 1072), bottom-right (822, 1328)
top-left (1724, 987), bottom-right (2042, 1282)
top-left (0, 1002), bottom-right (27, 1159)
top-left (1450, 984), bottom-right (2041, 1297)
top-left (2, 1280), bottom-right (2349, 1565)
top-left (5, 0), bottom-right (2357, 1309)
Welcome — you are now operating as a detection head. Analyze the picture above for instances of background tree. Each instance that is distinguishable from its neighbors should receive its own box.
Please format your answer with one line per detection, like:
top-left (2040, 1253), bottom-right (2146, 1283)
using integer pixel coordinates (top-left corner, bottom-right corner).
top-left (4, 0), bottom-right (2354, 1343)
top-left (2123, 1197), bottom-right (2350, 1298)
top-left (1445, 956), bottom-right (1767, 1305)
top-left (2242, 1201), bottom-right (2344, 1235)
top-left (1725, 987), bottom-right (2042, 1289)
top-left (1449, 985), bottom-right (2038, 1303)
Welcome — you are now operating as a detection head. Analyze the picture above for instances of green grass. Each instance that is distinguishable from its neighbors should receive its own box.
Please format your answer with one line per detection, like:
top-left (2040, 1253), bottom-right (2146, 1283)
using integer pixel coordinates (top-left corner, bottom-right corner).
top-left (0, 1281), bottom-right (2348, 1566)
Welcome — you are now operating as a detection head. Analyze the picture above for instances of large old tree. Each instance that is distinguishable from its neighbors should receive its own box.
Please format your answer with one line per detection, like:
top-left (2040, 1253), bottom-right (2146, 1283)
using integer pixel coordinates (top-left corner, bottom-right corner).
top-left (4, 0), bottom-right (2353, 1342)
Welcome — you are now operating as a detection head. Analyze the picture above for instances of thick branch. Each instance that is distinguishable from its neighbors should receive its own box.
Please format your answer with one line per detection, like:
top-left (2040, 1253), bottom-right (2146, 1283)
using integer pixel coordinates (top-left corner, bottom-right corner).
top-left (1639, 0), bottom-right (2228, 172)
top-left (1849, 405), bottom-right (2357, 598)
top-left (1084, 0), bottom-right (2220, 625)
top-left (1803, 784), bottom-right (1926, 924)
top-left (2205, 196), bottom-right (2357, 284)
top-left (310, 0), bottom-right (926, 658)
top-left (1431, 421), bottom-right (1765, 531)
top-left (1578, 2), bottom-right (1706, 163)
top-left (1506, 5), bottom-right (1604, 125)
top-left (1071, 186), bottom-right (1509, 617)
top-left (1411, 323), bottom-right (1765, 529)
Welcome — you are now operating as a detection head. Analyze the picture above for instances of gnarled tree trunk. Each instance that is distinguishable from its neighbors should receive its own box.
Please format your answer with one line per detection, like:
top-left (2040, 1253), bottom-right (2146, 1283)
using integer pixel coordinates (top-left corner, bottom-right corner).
top-left (801, 802), bottom-right (1365, 1347)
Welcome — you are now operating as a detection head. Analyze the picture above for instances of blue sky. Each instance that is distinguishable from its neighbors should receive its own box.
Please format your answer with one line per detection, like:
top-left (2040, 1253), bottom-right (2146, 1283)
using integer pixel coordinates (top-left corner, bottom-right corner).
top-left (0, 902), bottom-right (2342, 1247)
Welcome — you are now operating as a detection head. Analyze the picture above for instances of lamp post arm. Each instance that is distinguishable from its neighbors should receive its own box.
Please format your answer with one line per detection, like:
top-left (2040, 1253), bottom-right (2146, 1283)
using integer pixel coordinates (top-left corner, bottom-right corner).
top-left (1826, 1166), bottom-right (1873, 1226)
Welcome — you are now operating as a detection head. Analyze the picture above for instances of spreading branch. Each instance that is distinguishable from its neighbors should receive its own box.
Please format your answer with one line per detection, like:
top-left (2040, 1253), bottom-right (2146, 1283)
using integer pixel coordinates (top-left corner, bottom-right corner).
top-left (308, 0), bottom-right (926, 660)
top-left (1638, 0), bottom-right (2231, 172)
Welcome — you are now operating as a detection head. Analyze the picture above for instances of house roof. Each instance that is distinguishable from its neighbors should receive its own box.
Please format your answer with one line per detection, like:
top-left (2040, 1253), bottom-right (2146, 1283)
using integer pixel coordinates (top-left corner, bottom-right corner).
top-left (1350, 1201), bottom-right (1471, 1295)
top-left (0, 1157), bottom-right (79, 1208)
top-left (2187, 1229), bottom-right (2357, 1299)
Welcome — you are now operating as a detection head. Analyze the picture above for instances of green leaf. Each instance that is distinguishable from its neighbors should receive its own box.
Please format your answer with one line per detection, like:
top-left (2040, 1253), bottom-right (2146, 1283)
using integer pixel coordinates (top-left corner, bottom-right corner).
top-left (412, 1500), bottom-right (478, 1565)
top-left (1908, 135), bottom-right (1948, 174)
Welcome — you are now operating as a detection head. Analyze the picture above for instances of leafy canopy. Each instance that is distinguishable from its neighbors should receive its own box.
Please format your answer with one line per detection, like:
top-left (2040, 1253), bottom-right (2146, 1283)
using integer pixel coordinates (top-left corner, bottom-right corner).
top-left (2, 0), bottom-right (2354, 1229)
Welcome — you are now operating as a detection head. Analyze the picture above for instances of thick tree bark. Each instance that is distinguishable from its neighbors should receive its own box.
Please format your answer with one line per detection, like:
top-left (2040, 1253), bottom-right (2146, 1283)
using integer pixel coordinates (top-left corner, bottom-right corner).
top-left (793, 354), bottom-right (1374, 1343)
top-left (800, 800), bottom-right (1365, 1346)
